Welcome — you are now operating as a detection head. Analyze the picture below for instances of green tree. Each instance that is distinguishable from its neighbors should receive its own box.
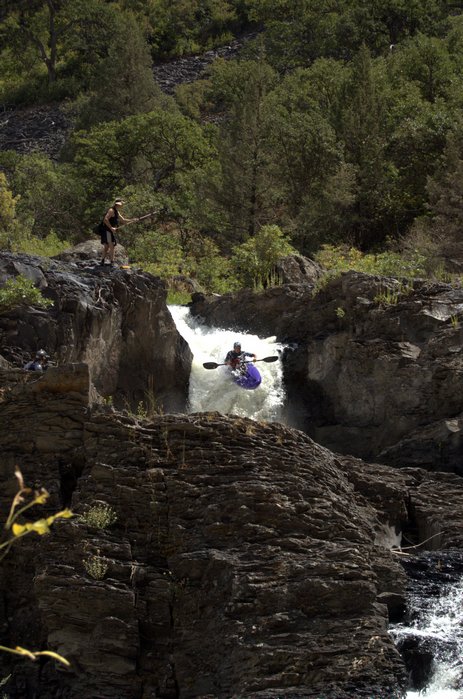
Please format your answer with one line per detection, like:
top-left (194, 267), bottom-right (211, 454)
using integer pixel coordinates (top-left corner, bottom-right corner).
top-left (0, 172), bottom-right (21, 251)
top-left (425, 129), bottom-right (463, 240)
top-left (131, 0), bottom-right (237, 57)
top-left (0, 0), bottom-right (118, 89)
top-left (391, 33), bottom-right (454, 103)
top-left (385, 80), bottom-right (451, 232)
top-left (262, 68), bottom-right (343, 237)
top-left (71, 108), bottom-right (213, 231)
top-left (247, 0), bottom-right (448, 69)
top-left (294, 162), bottom-right (357, 253)
top-left (205, 56), bottom-right (277, 241)
top-left (341, 45), bottom-right (393, 248)
top-left (3, 152), bottom-right (85, 241)
top-left (77, 12), bottom-right (162, 128)
top-left (0, 172), bottom-right (18, 232)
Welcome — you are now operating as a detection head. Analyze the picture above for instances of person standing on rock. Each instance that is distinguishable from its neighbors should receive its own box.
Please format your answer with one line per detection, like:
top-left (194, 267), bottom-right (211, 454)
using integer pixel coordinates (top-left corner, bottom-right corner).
top-left (99, 198), bottom-right (137, 267)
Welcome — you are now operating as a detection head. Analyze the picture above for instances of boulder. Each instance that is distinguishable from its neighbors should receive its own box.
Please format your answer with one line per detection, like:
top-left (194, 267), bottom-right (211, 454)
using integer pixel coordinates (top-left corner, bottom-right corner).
top-left (53, 239), bottom-right (129, 265)
top-left (274, 253), bottom-right (324, 285)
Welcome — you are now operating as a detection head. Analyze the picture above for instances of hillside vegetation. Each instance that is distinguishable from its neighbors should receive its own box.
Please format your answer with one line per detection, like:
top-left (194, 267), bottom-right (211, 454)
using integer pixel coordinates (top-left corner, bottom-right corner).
top-left (2, 0), bottom-right (463, 290)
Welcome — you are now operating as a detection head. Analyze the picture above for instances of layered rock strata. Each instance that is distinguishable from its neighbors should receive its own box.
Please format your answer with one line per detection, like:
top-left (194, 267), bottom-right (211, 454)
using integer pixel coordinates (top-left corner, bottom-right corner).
top-left (0, 365), bottom-right (462, 698)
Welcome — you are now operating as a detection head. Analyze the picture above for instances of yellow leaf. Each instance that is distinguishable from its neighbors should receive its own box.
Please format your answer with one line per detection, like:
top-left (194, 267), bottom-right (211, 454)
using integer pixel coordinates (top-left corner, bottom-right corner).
top-left (26, 519), bottom-right (50, 535)
top-left (33, 489), bottom-right (49, 505)
top-left (46, 509), bottom-right (73, 526)
top-left (0, 646), bottom-right (71, 667)
top-left (12, 523), bottom-right (27, 536)
top-left (55, 509), bottom-right (73, 520)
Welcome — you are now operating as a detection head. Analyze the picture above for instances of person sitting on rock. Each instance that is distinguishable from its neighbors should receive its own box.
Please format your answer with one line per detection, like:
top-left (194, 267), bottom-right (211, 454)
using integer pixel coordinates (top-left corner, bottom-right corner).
top-left (100, 198), bottom-right (136, 267)
top-left (24, 349), bottom-right (49, 371)
top-left (224, 341), bottom-right (256, 372)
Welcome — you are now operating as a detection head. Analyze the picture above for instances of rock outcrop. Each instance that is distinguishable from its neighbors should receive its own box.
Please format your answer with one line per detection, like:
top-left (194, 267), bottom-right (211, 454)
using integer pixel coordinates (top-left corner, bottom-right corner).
top-left (0, 363), bottom-right (462, 698)
top-left (0, 252), bottom-right (191, 412)
top-left (190, 272), bottom-right (463, 473)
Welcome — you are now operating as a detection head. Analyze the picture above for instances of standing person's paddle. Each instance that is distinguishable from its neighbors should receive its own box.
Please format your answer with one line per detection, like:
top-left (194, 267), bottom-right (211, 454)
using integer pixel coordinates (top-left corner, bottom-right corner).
top-left (203, 356), bottom-right (278, 369)
top-left (118, 211), bottom-right (158, 228)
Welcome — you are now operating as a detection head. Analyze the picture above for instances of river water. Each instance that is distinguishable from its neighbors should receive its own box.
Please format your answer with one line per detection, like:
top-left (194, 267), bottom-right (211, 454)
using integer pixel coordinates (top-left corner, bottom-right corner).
top-left (170, 305), bottom-right (463, 699)
top-left (391, 574), bottom-right (463, 699)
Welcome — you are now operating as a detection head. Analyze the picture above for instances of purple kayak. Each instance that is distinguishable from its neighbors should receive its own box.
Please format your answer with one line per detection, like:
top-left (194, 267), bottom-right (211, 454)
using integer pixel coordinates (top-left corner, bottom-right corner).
top-left (233, 362), bottom-right (262, 390)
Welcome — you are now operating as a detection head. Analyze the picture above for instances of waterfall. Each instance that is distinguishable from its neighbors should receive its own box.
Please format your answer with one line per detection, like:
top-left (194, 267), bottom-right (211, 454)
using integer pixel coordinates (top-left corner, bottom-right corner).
top-left (169, 305), bottom-right (286, 421)
top-left (390, 558), bottom-right (463, 699)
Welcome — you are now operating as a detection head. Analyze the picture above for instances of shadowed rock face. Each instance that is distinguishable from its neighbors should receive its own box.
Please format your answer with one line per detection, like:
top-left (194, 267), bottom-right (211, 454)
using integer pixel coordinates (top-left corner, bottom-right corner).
top-left (0, 252), bottom-right (191, 412)
top-left (190, 271), bottom-right (463, 473)
top-left (0, 365), bottom-right (462, 698)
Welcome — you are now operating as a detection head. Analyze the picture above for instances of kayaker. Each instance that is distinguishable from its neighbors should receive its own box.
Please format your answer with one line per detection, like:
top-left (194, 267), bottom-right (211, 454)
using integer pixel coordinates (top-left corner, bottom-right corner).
top-left (224, 342), bottom-right (257, 371)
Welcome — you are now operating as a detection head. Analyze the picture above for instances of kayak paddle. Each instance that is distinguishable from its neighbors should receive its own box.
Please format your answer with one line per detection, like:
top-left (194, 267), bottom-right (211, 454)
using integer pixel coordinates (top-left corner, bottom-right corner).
top-left (119, 211), bottom-right (159, 228)
top-left (202, 356), bottom-right (279, 370)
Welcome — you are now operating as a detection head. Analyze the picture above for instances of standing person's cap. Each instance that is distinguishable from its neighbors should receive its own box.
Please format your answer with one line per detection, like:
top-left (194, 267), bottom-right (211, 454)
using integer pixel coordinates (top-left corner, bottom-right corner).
top-left (114, 198), bottom-right (125, 205)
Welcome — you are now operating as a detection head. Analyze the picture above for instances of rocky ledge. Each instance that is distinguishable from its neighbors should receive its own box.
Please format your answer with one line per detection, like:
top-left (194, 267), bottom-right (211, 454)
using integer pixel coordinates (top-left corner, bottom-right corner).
top-left (0, 250), bottom-right (191, 412)
top-left (0, 364), bottom-right (462, 698)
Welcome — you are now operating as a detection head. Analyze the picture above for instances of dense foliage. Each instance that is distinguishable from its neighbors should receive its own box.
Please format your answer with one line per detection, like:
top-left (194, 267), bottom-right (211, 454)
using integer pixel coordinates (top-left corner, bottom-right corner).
top-left (2, 0), bottom-right (463, 291)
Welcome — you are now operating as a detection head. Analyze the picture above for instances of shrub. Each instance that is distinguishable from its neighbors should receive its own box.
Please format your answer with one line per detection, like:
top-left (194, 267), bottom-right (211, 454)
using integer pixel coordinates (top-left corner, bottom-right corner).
top-left (80, 503), bottom-right (117, 530)
top-left (314, 244), bottom-right (427, 280)
top-left (0, 276), bottom-right (53, 315)
top-left (186, 236), bottom-right (238, 293)
top-left (231, 225), bottom-right (295, 289)
top-left (83, 552), bottom-right (108, 580)
top-left (166, 289), bottom-right (192, 305)
top-left (15, 232), bottom-right (69, 258)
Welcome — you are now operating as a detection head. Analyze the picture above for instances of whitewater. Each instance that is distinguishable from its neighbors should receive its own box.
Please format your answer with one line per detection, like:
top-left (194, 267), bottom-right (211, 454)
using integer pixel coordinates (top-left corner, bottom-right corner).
top-left (169, 305), bottom-right (285, 421)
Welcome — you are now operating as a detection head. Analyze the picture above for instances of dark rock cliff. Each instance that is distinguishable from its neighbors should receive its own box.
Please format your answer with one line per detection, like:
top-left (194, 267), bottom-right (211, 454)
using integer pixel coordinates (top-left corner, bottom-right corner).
top-left (0, 363), bottom-right (462, 698)
top-left (0, 251), bottom-right (191, 412)
top-left (190, 271), bottom-right (463, 474)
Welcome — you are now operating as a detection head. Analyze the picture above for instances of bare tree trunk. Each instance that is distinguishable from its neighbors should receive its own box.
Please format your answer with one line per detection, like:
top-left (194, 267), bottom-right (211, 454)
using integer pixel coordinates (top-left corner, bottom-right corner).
top-left (46, 0), bottom-right (58, 84)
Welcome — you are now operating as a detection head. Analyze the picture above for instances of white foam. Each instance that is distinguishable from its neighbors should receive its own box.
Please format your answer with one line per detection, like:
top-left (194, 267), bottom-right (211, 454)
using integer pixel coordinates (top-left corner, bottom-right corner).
top-left (169, 305), bottom-right (286, 421)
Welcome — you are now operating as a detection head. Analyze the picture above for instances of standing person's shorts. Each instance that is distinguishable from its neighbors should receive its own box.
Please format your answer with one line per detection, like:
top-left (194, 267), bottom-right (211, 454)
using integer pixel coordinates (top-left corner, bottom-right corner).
top-left (100, 228), bottom-right (116, 245)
